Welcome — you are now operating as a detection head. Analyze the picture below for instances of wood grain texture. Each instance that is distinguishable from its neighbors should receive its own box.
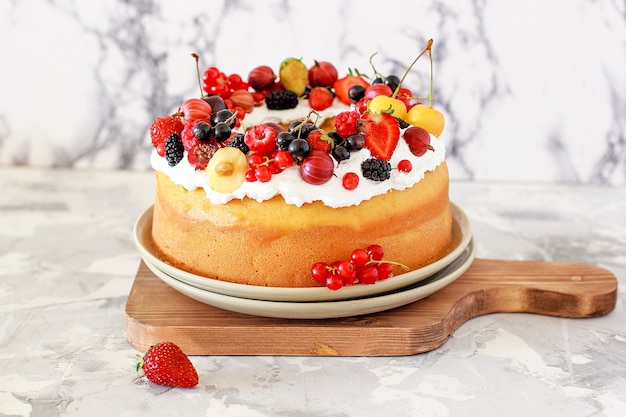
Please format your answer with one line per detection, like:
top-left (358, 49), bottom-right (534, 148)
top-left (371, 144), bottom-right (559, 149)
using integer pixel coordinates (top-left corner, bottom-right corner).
top-left (125, 259), bottom-right (617, 356)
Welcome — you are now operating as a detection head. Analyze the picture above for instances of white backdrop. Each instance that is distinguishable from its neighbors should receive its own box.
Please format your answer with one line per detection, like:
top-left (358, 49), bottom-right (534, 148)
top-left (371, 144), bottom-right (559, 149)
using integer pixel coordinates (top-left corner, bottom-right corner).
top-left (1, 0), bottom-right (624, 184)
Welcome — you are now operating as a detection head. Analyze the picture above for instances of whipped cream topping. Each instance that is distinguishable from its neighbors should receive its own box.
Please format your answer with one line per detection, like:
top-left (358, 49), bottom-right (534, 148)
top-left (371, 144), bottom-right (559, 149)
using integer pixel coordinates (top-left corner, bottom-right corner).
top-left (151, 100), bottom-right (446, 208)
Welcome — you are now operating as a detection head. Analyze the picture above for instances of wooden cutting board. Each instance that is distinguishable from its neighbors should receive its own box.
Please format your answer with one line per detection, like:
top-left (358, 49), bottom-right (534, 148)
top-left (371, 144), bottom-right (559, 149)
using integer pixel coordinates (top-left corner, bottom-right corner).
top-left (125, 259), bottom-right (617, 356)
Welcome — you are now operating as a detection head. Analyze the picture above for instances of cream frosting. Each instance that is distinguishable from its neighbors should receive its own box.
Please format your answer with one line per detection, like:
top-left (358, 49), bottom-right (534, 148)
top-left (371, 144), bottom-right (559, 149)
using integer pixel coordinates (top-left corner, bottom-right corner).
top-left (151, 99), bottom-right (445, 208)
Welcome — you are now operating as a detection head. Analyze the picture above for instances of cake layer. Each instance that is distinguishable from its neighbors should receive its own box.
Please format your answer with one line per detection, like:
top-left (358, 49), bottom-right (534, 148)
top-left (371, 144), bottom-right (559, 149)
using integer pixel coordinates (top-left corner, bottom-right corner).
top-left (151, 162), bottom-right (452, 288)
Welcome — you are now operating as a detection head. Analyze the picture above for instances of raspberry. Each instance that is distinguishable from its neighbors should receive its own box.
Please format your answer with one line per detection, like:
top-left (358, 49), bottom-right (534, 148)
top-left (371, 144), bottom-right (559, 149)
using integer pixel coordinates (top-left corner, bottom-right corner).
top-left (164, 133), bottom-right (184, 166)
top-left (334, 111), bottom-right (360, 138)
top-left (361, 158), bottom-right (391, 181)
top-left (265, 90), bottom-right (298, 110)
top-left (150, 116), bottom-right (183, 150)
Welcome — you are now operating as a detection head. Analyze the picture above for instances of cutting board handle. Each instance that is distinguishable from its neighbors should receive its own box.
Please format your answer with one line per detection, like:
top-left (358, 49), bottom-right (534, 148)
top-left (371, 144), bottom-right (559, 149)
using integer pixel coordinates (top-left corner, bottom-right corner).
top-left (444, 258), bottom-right (618, 318)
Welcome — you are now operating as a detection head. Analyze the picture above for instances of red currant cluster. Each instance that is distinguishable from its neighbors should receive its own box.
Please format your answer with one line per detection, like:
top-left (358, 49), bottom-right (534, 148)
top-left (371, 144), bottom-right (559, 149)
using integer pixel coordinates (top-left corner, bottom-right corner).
top-left (311, 245), bottom-right (408, 290)
top-left (243, 124), bottom-right (296, 182)
top-left (246, 150), bottom-right (294, 182)
top-left (202, 66), bottom-right (249, 99)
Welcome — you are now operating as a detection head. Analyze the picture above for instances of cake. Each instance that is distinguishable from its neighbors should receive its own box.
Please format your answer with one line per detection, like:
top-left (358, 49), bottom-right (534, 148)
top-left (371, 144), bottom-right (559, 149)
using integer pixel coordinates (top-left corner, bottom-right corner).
top-left (149, 42), bottom-right (451, 289)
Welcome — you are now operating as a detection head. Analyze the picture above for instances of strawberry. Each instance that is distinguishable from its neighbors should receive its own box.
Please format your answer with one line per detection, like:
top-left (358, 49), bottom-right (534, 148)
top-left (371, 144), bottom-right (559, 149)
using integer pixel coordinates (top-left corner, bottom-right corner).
top-left (334, 111), bottom-right (360, 138)
top-left (333, 70), bottom-right (370, 105)
top-left (150, 116), bottom-right (184, 155)
top-left (138, 341), bottom-right (198, 388)
top-left (308, 87), bottom-right (334, 111)
top-left (306, 130), bottom-right (333, 153)
top-left (359, 112), bottom-right (400, 161)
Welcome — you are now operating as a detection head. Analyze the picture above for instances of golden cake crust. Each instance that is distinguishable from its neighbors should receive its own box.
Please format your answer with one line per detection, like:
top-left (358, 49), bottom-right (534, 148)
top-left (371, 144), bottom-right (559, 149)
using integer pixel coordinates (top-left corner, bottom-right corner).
top-left (151, 162), bottom-right (452, 288)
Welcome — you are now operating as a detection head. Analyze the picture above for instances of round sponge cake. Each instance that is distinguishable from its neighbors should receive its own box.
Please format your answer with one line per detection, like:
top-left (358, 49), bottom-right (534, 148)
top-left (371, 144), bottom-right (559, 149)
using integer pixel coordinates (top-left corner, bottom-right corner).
top-left (151, 162), bottom-right (452, 287)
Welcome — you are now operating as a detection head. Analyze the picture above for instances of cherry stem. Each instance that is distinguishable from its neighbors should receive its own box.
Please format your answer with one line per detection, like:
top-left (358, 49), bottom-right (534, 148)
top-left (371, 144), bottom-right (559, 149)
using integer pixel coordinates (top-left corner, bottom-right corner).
top-left (427, 40), bottom-right (434, 108)
top-left (392, 39), bottom-right (433, 100)
top-left (368, 52), bottom-right (383, 80)
top-left (191, 53), bottom-right (204, 98)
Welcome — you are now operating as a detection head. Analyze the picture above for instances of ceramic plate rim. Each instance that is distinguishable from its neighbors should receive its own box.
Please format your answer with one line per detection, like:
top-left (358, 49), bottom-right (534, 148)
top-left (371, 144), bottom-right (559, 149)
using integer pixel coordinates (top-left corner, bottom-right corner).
top-left (146, 240), bottom-right (476, 319)
top-left (133, 202), bottom-right (472, 302)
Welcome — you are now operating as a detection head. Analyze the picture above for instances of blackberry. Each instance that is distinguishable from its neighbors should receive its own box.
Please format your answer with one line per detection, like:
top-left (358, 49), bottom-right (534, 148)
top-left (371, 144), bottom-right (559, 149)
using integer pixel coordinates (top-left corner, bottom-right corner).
top-left (227, 133), bottom-right (249, 154)
top-left (361, 158), bottom-right (391, 181)
top-left (265, 90), bottom-right (299, 110)
top-left (396, 117), bottom-right (410, 129)
top-left (164, 133), bottom-right (184, 166)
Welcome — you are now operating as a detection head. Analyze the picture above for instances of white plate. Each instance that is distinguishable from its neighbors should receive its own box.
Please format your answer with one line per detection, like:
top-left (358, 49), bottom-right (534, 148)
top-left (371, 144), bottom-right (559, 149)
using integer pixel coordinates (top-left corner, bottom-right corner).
top-left (146, 239), bottom-right (476, 319)
top-left (133, 202), bottom-right (472, 302)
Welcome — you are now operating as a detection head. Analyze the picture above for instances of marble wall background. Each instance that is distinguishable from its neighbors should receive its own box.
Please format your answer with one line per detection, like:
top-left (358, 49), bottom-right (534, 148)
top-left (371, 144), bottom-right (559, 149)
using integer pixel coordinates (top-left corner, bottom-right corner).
top-left (0, 0), bottom-right (624, 184)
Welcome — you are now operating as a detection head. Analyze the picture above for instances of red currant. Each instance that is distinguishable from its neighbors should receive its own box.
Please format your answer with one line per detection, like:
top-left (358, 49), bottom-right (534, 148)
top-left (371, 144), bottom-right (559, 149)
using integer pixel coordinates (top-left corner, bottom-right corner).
top-left (367, 244), bottom-right (384, 261)
top-left (337, 260), bottom-right (356, 280)
top-left (357, 265), bottom-right (379, 285)
top-left (350, 248), bottom-right (369, 268)
top-left (342, 172), bottom-right (359, 190)
top-left (245, 169), bottom-right (258, 182)
top-left (255, 166), bottom-right (272, 182)
top-left (326, 274), bottom-right (344, 290)
top-left (311, 262), bottom-right (331, 283)
top-left (398, 159), bottom-right (413, 173)
top-left (247, 153), bottom-right (266, 168)
top-left (377, 263), bottom-right (394, 280)
top-left (273, 150), bottom-right (294, 170)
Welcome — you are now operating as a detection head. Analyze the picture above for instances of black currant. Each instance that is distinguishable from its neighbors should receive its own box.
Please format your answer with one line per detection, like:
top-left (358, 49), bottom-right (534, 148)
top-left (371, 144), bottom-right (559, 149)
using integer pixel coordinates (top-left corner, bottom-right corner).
top-left (276, 131), bottom-right (295, 150)
top-left (213, 109), bottom-right (236, 128)
top-left (384, 75), bottom-right (401, 92)
top-left (346, 134), bottom-right (365, 151)
top-left (213, 122), bottom-right (231, 142)
top-left (288, 138), bottom-right (311, 159)
top-left (193, 121), bottom-right (214, 142)
top-left (348, 84), bottom-right (366, 102)
top-left (332, 145), bottom-right (350, 162)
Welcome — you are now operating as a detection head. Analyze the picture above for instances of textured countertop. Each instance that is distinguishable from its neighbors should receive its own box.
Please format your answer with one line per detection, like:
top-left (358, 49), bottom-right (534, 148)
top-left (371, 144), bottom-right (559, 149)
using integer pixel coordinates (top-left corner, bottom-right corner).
top-left (1, 167), bottom-right (625, 417)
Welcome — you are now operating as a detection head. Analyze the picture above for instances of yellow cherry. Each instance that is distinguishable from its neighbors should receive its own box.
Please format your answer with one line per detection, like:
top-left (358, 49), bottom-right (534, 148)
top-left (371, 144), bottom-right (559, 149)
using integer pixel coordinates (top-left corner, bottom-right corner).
top-left (367, 95), bottom-right (408, 120)
top-left (205, 147), bottom-right (248, 193)
top-left (406, 104), bottom-right (445, 137)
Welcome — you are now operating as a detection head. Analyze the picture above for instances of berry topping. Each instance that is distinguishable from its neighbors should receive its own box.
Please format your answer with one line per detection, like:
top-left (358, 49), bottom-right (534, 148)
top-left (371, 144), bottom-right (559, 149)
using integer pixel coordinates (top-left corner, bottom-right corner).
top-left (150, 116), bottom-right (184, 154)
top-left (308, 60), bottom-right (338, 88)
top-left (398, 159), bottom-right (413, 173)
top-left (308, 87), bottom-right (334, 111)
top-left (361, 158), bottom-right (392, 182)
top-left (137, 341), bottom-right (198, 388)
top-left (265, 90), bottom-right (299, 110)
top-left (279, 57), bottom-right (309, 96)
top-left (333, 70), bottom-right (370, 105)
top-left (306, 130), bottom-right (333, 153)
top-left (342, 172), bottom-right (359, 190)
top-left (188, 141), bottom-right (221, 170)
top-left (248, 65), bottom-right (277, 92)
top-left (244, 124), bottom-right (278, 155)
top-left (404, 126), bottom-right (434, 157)
top-left (334, 111), bottom-right (360, 138)
top-left (227, 133), bottom-right (249, 154)
top-left (299, 150), bottom-right (335, 185)
top-left (359, 112), bottom-right (400, 161)
top-left (164, 133), bottom-right (184, 167)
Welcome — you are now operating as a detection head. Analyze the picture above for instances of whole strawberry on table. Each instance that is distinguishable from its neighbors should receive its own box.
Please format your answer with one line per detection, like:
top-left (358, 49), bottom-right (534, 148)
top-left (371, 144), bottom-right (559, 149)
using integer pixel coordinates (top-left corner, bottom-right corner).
top-left (137, 341), bottom-right (198, 388)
